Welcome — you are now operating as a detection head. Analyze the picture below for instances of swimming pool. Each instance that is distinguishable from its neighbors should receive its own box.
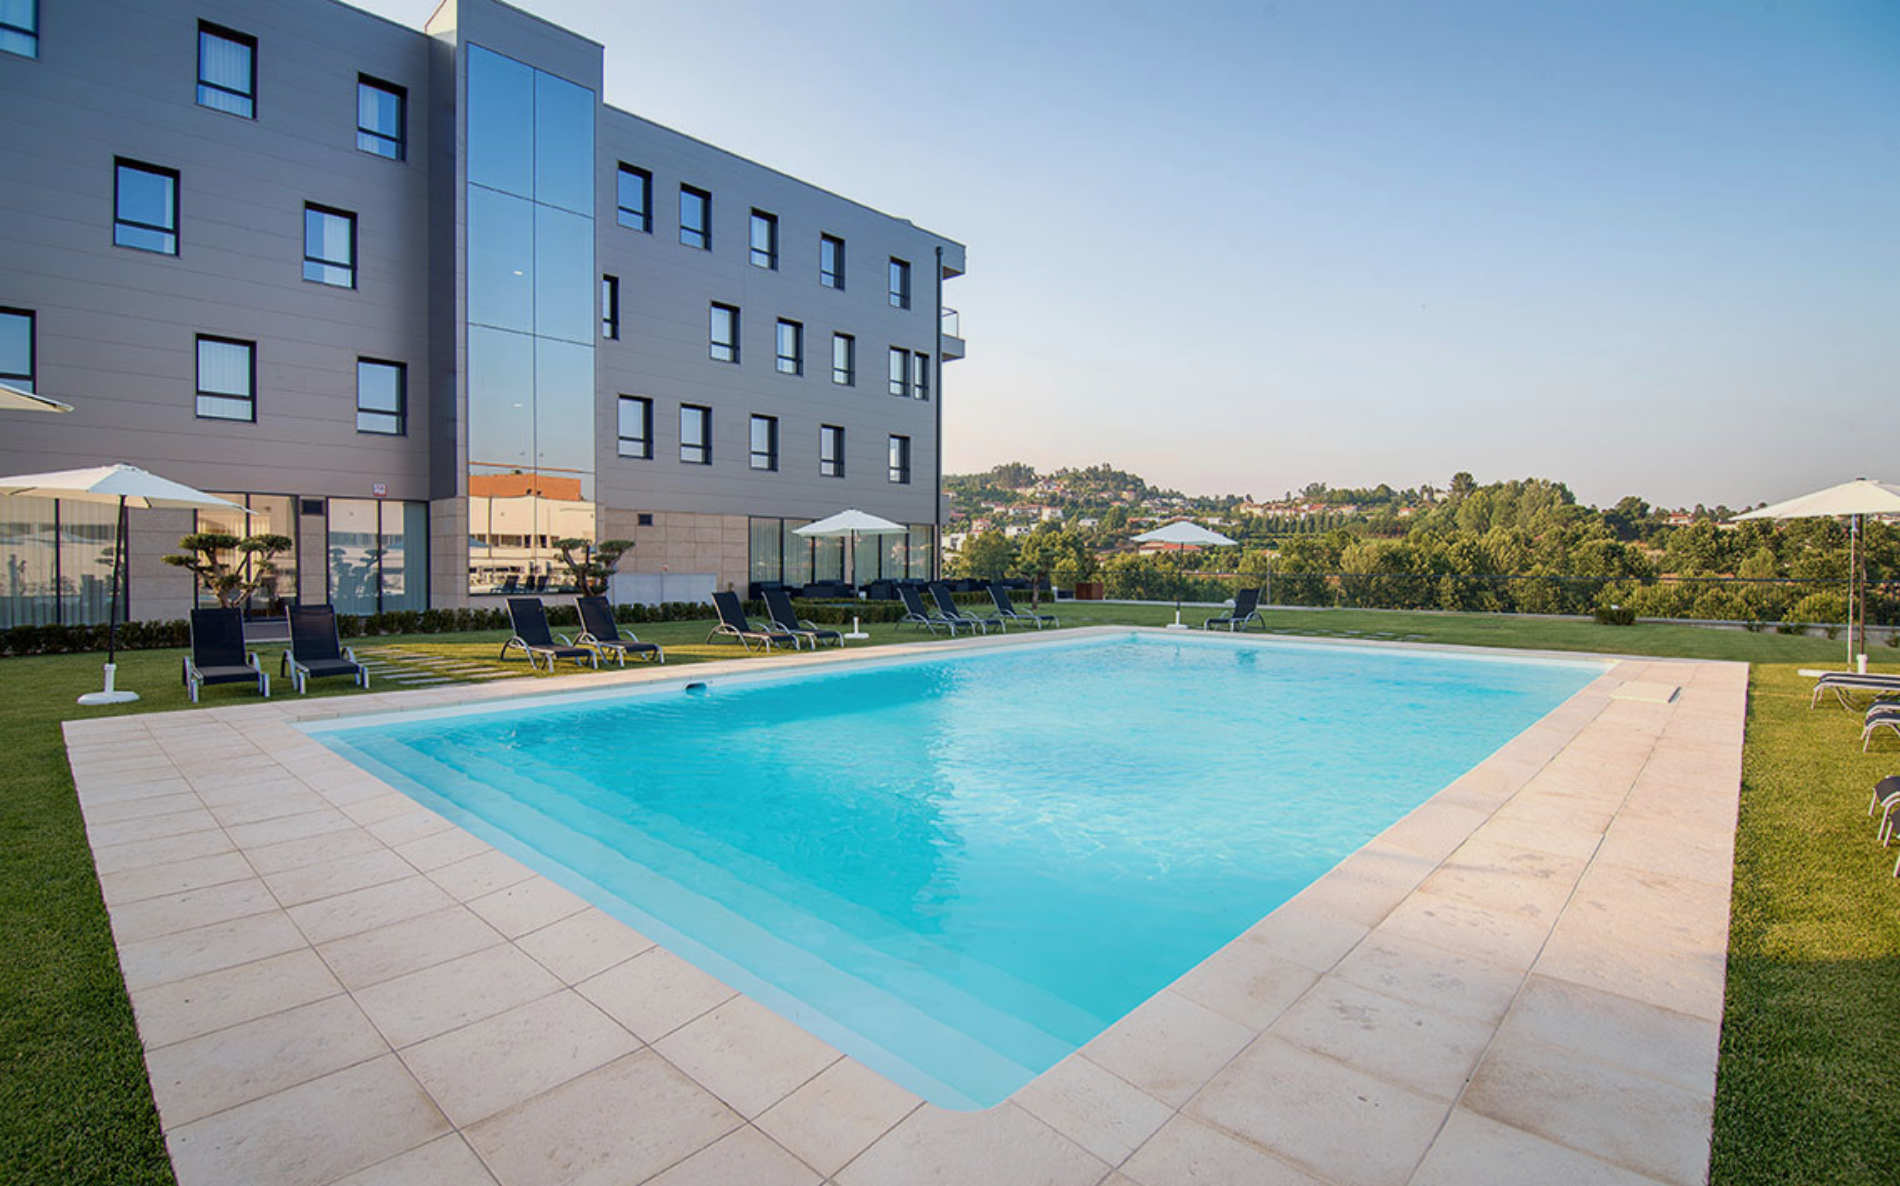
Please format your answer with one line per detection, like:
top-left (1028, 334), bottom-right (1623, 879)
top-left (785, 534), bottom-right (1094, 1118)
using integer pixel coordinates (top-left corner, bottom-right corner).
top-left (304, 631), bottom-right (1605, 1108)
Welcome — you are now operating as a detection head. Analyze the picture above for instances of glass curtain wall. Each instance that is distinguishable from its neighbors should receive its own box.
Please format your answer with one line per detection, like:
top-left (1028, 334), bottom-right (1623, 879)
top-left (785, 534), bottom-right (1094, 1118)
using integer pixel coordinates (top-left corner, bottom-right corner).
top-left (196, 494), bottom-right (298, 611)
top-left (0, 497), bottom-right (121, 628)
top-left (328, 499), bottom-right (429, 615)
top-left (465, 45), bottom-right (596, 594)
top-left (746, 519), bottom-right (935, 589)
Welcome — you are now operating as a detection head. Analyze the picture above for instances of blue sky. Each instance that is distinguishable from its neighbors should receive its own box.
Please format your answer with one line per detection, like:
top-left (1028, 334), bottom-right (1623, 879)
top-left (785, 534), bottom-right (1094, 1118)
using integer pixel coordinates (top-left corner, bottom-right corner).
top-left (356, 0), bottom-right (1897, 509)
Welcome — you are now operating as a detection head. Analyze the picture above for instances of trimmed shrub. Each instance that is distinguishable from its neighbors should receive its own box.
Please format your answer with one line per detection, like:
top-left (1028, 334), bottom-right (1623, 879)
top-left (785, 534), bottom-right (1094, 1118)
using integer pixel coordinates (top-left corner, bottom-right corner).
top-left (1593, 605), bottom-right (1637, 627)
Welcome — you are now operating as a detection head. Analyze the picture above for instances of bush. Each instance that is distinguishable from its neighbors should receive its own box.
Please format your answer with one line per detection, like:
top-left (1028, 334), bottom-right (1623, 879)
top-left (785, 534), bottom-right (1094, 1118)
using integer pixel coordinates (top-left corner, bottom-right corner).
top-left (1593, 605), bottom-right (1637, 627)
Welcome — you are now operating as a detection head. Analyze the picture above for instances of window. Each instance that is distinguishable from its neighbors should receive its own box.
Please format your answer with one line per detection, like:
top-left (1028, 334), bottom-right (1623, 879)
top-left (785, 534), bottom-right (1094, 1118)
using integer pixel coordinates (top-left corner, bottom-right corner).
top-left (195, 336), bottom-right (255, 422)
top-left (776, 319), bottom-right (803, 376)
top-left (114, 159), bottom-right (179, 255)
top-left (820, 424), bottom-right (844, 478)
top-left (888, 347), bottom-right (908, 397)
top-left (832, 333), bottom-right (854, 386)
top-left (888, 435), bottom-right (911, 484)
top-left (197, 23), bottom-right (256, 119)
top-left (912, 351), bottom-right (930, 401)
top-left (679, 184), bottom-right (711, 249)
top-left (303, 204), bottom-right (356, 287)
top-left (820, 234), bottom-right (844, 289)
top-left (616, 165), bottom-right (651, 232)
top-left (357, 76), bottom-right (406, 159)
top-left (750, 210), bottom-right (778, 269)
top-left (0, 309), bottom-right (33, 392)
top-left (601, 275), bottom-right (619, 339)
top-left (1, 0), bottom-right (38, 58)
top-left (680, 404), bottom-right (711, 464)
top-left (709, 303), bottom-right (739, 363)
top-left (889, 257), bottom-right (911, 309)
top-left (356, 359), bottom-right (405, 435)
top-left (750, 415), bottom-right (779, 471)
top-left (617, 395), bottom-right (652, 459)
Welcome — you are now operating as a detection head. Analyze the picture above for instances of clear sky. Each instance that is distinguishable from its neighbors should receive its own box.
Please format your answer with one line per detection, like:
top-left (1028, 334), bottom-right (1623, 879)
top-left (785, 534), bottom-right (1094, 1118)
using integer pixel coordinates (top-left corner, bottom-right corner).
top-left (353, 0), bottom-right (1898, 510)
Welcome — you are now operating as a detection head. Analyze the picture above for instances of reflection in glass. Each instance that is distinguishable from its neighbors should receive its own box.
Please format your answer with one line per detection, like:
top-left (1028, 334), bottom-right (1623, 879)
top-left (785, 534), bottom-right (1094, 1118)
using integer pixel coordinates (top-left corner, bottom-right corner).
top-left (467, 327), bottom-right (535, 469)
top-left (820, 234), bottom-right (844, 289)
top-left (812, 535), bottom-right (844, 583)
top-left (749, 415), bottom-right (777, 471)
top-left (680, 405), bottom-right (710, 465)
top-left (197, 25), bottom-right (255, 118)
top-left (357, 77), bottom-right (405, 159)
top-left (328, 498), bottom-right (380, 616)
top-left (854, 533), bottom-right (880, 584)
top-left (782, 522), bottom-right (813, 587)
top-left (357, 360), bottom-right (405, 435)
top-left (467, 187), bottom-right (534, 332)
top-left (710, 304), bottom-right (739, 363)
top-left (467, 45), bottom-right (533, 198)
top-left (303, 206), bottom-right (355, 287)
top-left (196, 337), bottom-right (254, 421)
top-left (381, 501), bottom-right (429, 612)
top-left (533, 70), bottom-right (594, 215)
top-left (749, 518), bottom-right (780, 585)
top-left (57, 500), bottom-right (115, 626)
top-left (617, 395), bottom-right (651, 459)
top-left (534, 339), bottom-right (595, 489)
top-left (617, 165), bottom-right (651, 231)
top-left (679, 185), bottom-right (710, 249)
top-left (909, 525), bottom-right (935, 578)
top-left (776, 320), bottom-right (802, 375)
top-left (534, 205), bottom-right (594, 344)
top-left (0, 310), bottom-right (32, 392)
top-left (114, 162), bottom-right (177, 254)
top-left (885, 531), bottom-right (908, 582)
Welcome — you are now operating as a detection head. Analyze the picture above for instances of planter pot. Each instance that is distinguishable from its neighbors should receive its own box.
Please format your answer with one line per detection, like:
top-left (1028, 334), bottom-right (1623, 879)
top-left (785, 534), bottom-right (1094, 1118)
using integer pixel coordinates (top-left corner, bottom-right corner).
top-left (1073, 581), bottom-right (1105, 601)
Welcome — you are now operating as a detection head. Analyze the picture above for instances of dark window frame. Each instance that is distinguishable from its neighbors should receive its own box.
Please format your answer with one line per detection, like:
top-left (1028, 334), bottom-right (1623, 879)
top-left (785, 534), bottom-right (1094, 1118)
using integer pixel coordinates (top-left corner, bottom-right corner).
top-left (775, 318), bottom-right (803, 376)
top-left (196, 21), bottom-right (257, 119)
top-left (302, 203), bottom-right (357, 288)
top-left (1, 0), bottom-right (39, 58)
top-left (912, 350), bottom-right (931, 402)
top-left (617, 164), bottom-right (652, 232)
top-left (601, 274), bottom-right (620, 340)
top-left (356, 75), bottom-right (407, 160)
top-left (820, 424), bottom-right (845, 478)
top-left (750, 414), bottom-right (779, 472)
top-left (888, 346), bottom-right (908, 397)
top-left (889, 434), bottom-right (912, 484)
top-left (355, 357), bottom-right (406, 436)
top-left (889, 256), bottom-right (912, 309)
top-left (0, 308), bottom-right (34, 392)
top-left (831, 332), bottom-right (854, 386)
top-left (750, 209), bottom-right (779, 270)
top-left (617, 395), bottom-right (653, 459)
top-left (194, 334), bottom-right (256, 423)
top-left (679, 403), bottom-right (712, 465)
top-left (709, 303), bottom-right (740, 363)
top-left (820, 233), bottom-right (845, 289)
top-left (679, 184), bottom-right (711, 250)
top-left (113, 158), bottom-right (180, 255)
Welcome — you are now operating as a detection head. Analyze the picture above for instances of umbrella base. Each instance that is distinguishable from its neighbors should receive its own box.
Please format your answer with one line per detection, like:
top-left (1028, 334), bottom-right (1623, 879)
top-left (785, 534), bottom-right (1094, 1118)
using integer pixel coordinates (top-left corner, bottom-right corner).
top-left (78, 662), bottom-right (140, 705)
top-left (1164, 622), bottom-right (1190, 630)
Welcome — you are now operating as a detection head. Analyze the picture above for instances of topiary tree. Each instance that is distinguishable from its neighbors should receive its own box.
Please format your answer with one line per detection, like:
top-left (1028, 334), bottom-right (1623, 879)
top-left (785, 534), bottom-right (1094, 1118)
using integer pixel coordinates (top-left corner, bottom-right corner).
top-left (554, 537), bottom-right (634, 596)
top-left (164, 532), bottom-right (295, 609)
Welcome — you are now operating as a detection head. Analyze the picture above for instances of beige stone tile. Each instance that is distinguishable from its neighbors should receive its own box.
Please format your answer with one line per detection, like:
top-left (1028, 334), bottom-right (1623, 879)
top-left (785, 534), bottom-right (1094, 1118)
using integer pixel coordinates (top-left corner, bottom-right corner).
top-left (1119, 1115), bottom-right (1328, 1186)
top-left (262, 849), bottom-right (416, 908)
top-left (1376, 890), bottom-right (1552, 972)
top-left (1416, 840), bottom-right (1587, 927)
top-left (287, 874), bottom-right (457, 946)
top-left (1487, 794), bottom-right (1614, 838)
top-left (1498, 975), bottom-right (1721, 1096)
top-left (1242, 900), bottom-right (1371, 972)
top-left (516, 907), bottom-right (656, 984)
top-left (92, 827), bottom-right (236, 875)
top-left (146, 994), bottom-right (388, 1127)
top-left (165, 1054), bottom-right (447, 1186)
top-left (1467, 813), bottom-right (1604, 861)
top-left (1286, 845), bottom-right (1437, 927)
top-left (1329, 929), bottom-right (1523, 1026)
top-left (428, 847), bottom-right (539, 900)
top-left (354, 943), bottom-right (563, 1048)
top-left (76, 776), bottom-right (193, 805)
top-left (755, 1058), bottom-right (921, 1178)
top-left (464, 1050), bottom-right (741, 1186)
top-left (339, 791), bottom-right (431, 828)
top-left (394, 825), bottom-right (492, 872)
top-left (1534, 922), bottom-right (1728, 1023)
top-left (118, 910), bottom-right (308, 991)
top-left (1565, 863), bottom-right (1732, 952)
top-left (107, 877), bottom-right (278, 945)
top-left (224, 807), bottom-right (357, 850)
top-left (1596, 816), bottom-right (1734, 887)
top-left (130, 949), bottom-right (343, 1049)
top-left (99, 851), bottom-right (255, 906)
top-left (1411, 1108), bottom-right (1671, 1186)
top-left (654, 995), bottom-right (841, 1118)
top-left (836, 1102), bottom-right (1107, 1186)
top-left (329, 1134), bottom-right (499, 1185)
top-left (1168, 936), bottom-right (1320, 1030)
top-left (1080, 990), bottom-right (1254, 1108)
top-left (365, 807), bottom-right (457, 847)
top-left (1185, 1035), bottom-right (1448, 1186)
top-left (315, 904), bottom-right (505, 992)
top-left (1015, 1053), bottom-right (1173, 1165)
top-left (207, 787), bottom-right (334, 827)
top-left (399, 989), bottom-right (639, 1126)
top-left (1268, 976), bottom-right (1493, 1101)
top-left (244, 826), bottom-right (387, 875)
top-left (88, 806), bottom-right (221, 848)
top-left (467, 876), bottom-right (592, 939)
top-left (645, 1126), bottom-right (820, 1186)
top-left (1462, 1031), bottom-right (1714, 1185)
top-left (81, 790), bottom-right (204, 824)
top-left (1374, 801), bottom-right (1490, 862)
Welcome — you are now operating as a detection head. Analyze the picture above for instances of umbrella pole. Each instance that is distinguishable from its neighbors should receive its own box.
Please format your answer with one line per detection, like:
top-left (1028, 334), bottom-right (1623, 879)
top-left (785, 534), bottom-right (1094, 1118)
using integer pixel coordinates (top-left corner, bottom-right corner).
top-left (78, 494), bottom-right (139, 705)
top-left (1849, 515), bottom-right (1858, 669)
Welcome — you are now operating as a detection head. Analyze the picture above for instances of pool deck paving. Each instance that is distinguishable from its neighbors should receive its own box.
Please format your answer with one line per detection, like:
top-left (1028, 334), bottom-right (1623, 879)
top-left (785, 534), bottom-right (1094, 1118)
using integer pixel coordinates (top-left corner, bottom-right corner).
top-left (62, 627), bottom-right (1747, 1186)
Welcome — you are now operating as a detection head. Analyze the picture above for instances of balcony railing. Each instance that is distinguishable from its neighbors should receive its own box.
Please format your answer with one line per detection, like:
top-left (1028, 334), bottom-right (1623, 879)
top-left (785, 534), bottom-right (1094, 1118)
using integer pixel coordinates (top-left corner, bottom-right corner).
top-left (940, 307), bottom-right (961, 338)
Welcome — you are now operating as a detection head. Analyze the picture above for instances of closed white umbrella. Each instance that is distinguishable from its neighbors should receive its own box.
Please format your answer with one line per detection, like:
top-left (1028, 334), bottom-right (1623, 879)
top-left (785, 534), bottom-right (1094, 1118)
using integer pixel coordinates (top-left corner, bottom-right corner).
top-left (795, 509), bottom-right (909, 640)
top-left (0, 465), bottom-right (251, 704)
top-left (1131, 520), bottom-right (1239, 628)
top-left (0, 380), bottom-right (74, 413)
top-left (1734, 478), bottom-right (1900, 665)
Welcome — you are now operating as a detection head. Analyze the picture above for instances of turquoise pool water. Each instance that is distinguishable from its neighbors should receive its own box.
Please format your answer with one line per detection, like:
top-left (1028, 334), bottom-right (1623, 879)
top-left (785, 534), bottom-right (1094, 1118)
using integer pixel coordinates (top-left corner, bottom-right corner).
top-left (304, 632), bottom-right (1604, 1108)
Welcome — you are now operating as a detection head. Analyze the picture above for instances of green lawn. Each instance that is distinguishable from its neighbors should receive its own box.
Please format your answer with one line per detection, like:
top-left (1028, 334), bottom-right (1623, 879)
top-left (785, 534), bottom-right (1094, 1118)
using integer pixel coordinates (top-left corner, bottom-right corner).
top-left (0, 605), bottom-right (1892, 1184)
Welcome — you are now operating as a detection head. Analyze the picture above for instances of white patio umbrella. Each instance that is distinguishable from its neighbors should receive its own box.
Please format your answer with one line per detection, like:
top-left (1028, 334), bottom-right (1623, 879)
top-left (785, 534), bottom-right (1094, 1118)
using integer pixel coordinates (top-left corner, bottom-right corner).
top-left (1131, 520), bottom-right (1239, 628)
top-left (0, 465), bottom-right (250, 704)
top-left (1736, 478), bottom-right (1900, 666)
top-left (0, 380), bottom-right (74, 414)
top-left (795, 509), bottom-right (909, 639)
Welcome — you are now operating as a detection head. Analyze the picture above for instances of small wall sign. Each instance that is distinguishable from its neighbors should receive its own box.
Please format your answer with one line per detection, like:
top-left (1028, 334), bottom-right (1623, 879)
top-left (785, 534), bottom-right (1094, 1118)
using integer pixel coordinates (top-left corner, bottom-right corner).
top-left (371, 482), bottom-right (387, 498)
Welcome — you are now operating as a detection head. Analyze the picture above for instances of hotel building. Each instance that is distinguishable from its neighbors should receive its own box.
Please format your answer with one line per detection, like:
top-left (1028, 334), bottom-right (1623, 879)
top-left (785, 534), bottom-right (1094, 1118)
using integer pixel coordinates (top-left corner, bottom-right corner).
top-left (0, 0), bottom-right (964, 624)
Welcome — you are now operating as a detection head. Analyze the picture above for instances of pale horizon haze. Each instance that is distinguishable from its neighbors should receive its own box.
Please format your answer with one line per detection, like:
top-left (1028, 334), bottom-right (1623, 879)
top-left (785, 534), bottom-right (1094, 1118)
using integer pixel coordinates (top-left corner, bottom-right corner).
top-left (351, 0), bottom-right (1899, 510)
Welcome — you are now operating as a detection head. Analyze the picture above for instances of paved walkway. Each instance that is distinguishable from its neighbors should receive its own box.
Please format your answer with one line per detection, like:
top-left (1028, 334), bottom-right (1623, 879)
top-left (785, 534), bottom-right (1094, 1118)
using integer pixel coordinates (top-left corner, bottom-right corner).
top-left (63, 629), bottom-right (1746, 1185)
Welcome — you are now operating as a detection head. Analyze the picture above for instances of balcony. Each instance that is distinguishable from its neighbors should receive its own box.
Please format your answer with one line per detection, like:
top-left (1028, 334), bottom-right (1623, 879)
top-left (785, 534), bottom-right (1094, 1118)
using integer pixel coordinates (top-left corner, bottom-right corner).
top-left (940, 307), bottom-right (965, 361)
